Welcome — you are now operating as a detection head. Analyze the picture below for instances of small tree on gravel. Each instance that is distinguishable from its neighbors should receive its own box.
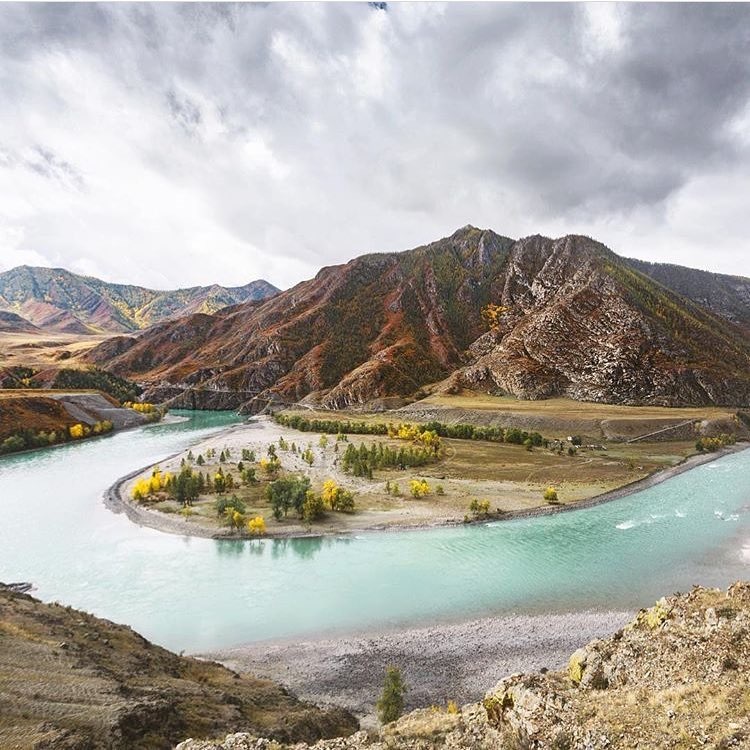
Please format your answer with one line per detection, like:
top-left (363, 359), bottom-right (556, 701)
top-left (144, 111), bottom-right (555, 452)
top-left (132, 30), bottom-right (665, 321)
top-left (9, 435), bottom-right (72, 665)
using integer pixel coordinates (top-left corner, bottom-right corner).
top-left (377, 666), bottom-right (407, 724)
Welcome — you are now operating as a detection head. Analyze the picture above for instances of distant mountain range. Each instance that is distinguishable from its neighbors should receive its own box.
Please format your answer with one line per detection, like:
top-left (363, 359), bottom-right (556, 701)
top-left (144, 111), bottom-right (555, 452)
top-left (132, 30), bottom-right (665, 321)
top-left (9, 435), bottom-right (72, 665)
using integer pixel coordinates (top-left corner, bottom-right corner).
top-left (86, 227), bottom-right (750, 409)
top-left (0, 266), bottom-right (279, 334)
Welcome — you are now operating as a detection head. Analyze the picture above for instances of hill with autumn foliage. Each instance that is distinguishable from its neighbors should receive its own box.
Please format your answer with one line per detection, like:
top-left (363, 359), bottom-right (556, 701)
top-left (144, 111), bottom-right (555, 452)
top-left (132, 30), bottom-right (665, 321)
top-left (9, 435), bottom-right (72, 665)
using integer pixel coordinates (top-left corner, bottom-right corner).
top-left (86, 227), bottom-right (750, 410)
top-left (0, 265), bottom-right (278, 334)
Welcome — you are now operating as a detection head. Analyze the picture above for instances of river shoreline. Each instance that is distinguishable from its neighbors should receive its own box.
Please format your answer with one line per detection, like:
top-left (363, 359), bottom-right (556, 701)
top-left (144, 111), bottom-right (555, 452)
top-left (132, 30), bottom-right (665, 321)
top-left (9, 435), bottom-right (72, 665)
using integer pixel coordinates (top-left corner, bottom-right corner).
top-left (103, 419), bottom-right (749, 540)
top-left (203, 608), bottom-right (634, 724)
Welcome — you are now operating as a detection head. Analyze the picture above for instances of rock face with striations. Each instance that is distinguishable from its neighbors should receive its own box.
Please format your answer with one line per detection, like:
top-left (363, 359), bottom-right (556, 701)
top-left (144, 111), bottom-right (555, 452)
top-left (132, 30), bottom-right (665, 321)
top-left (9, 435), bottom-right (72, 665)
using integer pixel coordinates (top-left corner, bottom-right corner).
top-left (86, 227), bottom-right (750, 410)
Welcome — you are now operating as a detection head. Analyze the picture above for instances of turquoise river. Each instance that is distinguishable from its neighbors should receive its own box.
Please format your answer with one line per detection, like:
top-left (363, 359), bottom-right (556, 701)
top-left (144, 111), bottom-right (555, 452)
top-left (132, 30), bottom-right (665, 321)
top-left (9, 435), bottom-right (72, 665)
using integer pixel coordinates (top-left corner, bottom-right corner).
top-left (1, 410), bottom-right (749, 653)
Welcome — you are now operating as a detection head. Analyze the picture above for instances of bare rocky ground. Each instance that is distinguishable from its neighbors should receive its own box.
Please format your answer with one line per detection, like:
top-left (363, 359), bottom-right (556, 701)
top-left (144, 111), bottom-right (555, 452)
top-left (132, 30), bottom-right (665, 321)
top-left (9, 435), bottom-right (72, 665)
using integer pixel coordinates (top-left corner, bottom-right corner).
top-left (181, 583), bottom-right (750, 750)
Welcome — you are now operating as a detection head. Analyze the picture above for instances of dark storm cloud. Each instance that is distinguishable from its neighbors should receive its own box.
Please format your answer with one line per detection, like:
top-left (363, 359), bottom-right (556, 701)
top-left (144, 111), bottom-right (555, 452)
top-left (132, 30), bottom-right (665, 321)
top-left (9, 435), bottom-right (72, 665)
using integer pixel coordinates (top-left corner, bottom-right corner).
top-left (0, 2), bottom-right (748, 286)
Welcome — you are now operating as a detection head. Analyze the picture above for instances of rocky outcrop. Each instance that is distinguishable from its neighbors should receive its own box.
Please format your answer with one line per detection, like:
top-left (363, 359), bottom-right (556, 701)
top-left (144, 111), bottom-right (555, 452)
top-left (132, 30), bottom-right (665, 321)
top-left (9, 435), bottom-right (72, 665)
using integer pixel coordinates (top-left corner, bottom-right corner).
top-left (88, 228), bottom-right (750, 409)
top-left (0, 587), bottom-right (358, 749)
top-left (176, 583), bottom-right (750, 750)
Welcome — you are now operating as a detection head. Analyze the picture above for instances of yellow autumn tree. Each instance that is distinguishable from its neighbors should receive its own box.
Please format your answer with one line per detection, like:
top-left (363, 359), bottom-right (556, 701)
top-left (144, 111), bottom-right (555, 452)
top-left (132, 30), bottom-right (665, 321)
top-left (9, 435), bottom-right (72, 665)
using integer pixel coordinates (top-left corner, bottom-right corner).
top-left (247, 516), bottom-right (266, 536)
top-left (481, 303), bottom-right (510, 329)
top-left (149, 469), bottom-right (164, 494)
top-left (132, 477), bottom-right (152, 501)
top-left (69, 423), bottom-right (85, 439)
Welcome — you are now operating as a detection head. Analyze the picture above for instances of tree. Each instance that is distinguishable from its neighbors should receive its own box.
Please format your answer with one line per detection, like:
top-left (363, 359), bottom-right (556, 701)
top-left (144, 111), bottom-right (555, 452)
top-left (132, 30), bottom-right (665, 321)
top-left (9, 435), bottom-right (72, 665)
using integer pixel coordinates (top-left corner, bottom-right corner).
top-left (196, 454), bottom-right (205, 466)
top-left (544, 486), bottom-right (559, 504)
top-left (266, 476), bottom-right (311, 520)
top-left (213, 469), bottom-right (226, 494)
top-left (69, 423), bottom-right (85, 439)
top-left (302, 490), bottom-right (325, 522)
top-left (377, 666), bottom-right (407, 724)
top-left (225, 507), bottom-right (245, 530)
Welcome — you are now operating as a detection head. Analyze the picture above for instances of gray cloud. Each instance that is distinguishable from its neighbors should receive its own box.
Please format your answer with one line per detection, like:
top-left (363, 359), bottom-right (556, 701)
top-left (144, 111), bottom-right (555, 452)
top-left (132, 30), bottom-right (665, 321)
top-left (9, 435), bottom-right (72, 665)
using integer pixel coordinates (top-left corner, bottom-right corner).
top-left (0, 2), bottom-right (748, 289)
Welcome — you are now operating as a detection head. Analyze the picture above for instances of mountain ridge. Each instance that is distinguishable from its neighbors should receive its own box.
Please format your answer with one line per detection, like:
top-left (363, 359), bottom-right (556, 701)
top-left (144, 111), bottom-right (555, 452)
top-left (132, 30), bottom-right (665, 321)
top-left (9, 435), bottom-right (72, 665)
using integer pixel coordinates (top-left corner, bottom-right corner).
top-left (0, 265), bottom-right (279, 334)
top-left (86, 227), bottom-right (750, 410)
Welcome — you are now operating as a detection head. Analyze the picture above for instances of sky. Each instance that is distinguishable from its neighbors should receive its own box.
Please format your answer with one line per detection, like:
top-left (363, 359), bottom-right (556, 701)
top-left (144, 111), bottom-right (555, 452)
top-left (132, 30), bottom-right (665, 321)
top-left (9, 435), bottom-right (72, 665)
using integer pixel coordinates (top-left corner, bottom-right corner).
top-left (1, 2), bottom-right (749, 290)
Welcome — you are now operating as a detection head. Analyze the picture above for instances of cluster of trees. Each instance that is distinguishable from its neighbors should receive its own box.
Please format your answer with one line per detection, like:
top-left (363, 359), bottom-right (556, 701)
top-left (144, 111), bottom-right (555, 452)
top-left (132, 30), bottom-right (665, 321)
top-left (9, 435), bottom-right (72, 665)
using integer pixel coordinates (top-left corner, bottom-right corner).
top-left (131, 464), bottom-right (260, 504)
top-left (265, 476), bottom-right (356, 522)
top-left (0, 366), bottom-right (141, 403)
top-left (0, 419), bottom-right (113, 455)
top-left (69, 420), bottom-right (114, 439)
top-left (53, 367), bottom-right (141, 403)
top-left (341, 442), bottom-right (438, 478)
top-left (123, 401), bottom-right (163, 422)
top-left (695, 434), bottom-right (736, 453)
top-left (274, 413), bottom-right (546, 448)
top-left (213, 495), bottom-right (266, 535)
top-left (275, 414), bottom-right (388, 435)
top-left (321, 479), bottom-right (355, 512)
top-left (389, 424), bottom-right (442, 453)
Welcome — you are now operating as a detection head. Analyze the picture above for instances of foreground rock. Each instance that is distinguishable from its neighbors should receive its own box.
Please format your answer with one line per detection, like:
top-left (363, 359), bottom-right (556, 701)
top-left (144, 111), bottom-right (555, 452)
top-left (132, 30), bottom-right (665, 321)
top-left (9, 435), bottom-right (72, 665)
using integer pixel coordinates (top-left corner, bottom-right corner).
top-left (179, 583), bottom-right (750, 749)
top-left (0, 586), bottom-right (357, 749)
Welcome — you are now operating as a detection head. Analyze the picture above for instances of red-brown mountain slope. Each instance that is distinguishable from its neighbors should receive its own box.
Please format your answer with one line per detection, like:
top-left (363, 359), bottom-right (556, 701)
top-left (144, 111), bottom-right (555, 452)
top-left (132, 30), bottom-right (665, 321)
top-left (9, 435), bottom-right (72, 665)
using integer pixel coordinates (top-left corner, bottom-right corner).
top-left (87, 228), bottom-right (750, 410)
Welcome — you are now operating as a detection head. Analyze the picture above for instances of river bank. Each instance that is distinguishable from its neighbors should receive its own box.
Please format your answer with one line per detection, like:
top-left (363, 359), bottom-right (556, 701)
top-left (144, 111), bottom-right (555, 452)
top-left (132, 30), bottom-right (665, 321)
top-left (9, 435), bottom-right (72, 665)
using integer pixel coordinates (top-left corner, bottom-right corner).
top-left (104, 416), bottom-right (749, 540)
top-left (204, 608), bottom-right (634, 725)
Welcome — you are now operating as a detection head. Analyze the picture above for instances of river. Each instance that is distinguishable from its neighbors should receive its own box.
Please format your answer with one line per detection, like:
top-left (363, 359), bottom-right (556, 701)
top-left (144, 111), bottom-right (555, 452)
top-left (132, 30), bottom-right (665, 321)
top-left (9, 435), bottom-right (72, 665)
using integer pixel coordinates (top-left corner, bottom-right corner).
top-left (0, 410), bottom-right (748, 653)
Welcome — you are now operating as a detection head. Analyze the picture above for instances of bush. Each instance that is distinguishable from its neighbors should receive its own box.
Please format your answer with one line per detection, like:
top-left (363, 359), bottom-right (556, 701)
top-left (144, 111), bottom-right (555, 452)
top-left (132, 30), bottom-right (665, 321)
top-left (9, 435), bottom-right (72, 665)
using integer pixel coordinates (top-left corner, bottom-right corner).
top-left (469, 498), bottom-right (491, 517)
top-left (377, 666), bottom-right (407, 724)
top-left (409, 479), bottom-right (430, 498)
top-left (544, 487), bottom-right (559, 504)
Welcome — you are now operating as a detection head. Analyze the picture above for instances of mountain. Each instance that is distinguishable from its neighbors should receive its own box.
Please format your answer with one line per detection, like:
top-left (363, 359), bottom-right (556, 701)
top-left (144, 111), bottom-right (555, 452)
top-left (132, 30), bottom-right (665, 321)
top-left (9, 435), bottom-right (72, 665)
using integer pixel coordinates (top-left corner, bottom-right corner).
top-left (87, 227), bottom-right (750, 409)
top-left (0, 266), bottom-right (279, 334)
top-left (625, 257), bottom-right (750, 333)
top-left (0, 310), bottom-right (40, 333)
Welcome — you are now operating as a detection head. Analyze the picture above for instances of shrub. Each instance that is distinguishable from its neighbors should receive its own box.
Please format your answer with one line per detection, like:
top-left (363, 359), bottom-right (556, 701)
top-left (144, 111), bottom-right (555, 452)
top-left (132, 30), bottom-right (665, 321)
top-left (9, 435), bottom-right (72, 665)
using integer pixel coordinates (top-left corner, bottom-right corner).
top-left (469, 498), bottom-right (491, 517)
top-left (409, 479), bottom-right (430, 498)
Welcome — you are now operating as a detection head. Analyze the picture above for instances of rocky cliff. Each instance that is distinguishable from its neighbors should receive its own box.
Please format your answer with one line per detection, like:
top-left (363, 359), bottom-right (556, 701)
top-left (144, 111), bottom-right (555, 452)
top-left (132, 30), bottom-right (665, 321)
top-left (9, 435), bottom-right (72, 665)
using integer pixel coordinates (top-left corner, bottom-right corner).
top-left (176, 582), bottom-right (750, 750)
top-left (87, 228), bottom-right (750, 409)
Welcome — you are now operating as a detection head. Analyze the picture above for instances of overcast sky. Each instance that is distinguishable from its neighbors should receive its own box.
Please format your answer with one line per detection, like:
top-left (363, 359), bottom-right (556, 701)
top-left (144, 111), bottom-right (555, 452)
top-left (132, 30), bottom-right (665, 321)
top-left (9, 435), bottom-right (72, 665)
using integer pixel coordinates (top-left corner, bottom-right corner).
top-left (1, 2), bottom-right (749, 290)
